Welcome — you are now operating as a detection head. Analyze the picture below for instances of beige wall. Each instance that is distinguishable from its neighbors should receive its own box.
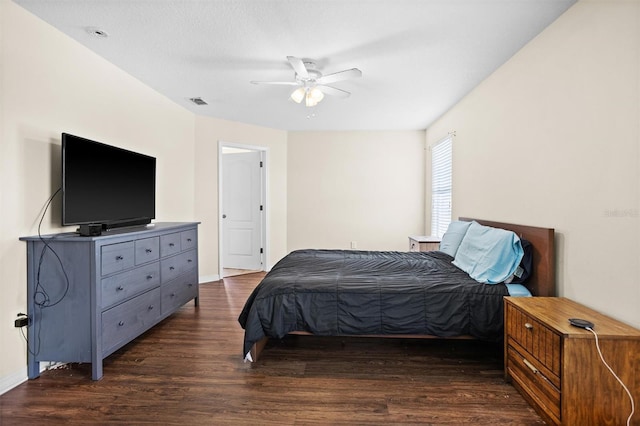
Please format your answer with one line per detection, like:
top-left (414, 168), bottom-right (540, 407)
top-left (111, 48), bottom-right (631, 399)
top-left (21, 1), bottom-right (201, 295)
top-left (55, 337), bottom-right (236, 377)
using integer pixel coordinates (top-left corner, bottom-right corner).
top-left (2, 0), bottom-right (420, 396)
top-left (287, 131), bottom-right (426, 252)
top-left (9, 0), bottom-right (636, 400)
top-left (194, 116), bottom-right (288, 278)
top-left (1, 2), bottom-right (196, 389)
top-left (427, 0), bottom-right (640, 327)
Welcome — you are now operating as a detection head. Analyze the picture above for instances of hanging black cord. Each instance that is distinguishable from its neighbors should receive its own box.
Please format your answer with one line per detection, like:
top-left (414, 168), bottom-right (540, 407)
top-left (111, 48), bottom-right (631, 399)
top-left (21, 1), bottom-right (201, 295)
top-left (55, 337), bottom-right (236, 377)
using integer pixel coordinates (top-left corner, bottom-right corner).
top-left (25, 188), bottom-right (70, 357)
top-left (33, 188), bottom-right (70, 308)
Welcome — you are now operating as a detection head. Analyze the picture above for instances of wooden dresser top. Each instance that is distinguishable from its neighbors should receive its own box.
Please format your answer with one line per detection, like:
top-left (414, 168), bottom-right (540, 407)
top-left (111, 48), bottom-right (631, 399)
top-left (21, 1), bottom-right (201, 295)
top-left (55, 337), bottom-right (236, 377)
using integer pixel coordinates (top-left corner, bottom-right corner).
top-left (505, 297), bottom-right (640, 339)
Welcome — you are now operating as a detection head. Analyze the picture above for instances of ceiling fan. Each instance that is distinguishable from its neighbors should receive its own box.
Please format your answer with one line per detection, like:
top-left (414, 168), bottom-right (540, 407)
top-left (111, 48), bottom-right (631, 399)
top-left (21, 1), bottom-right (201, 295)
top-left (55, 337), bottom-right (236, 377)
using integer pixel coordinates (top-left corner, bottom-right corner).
top-left (250, 56), bottom-right (362, 107)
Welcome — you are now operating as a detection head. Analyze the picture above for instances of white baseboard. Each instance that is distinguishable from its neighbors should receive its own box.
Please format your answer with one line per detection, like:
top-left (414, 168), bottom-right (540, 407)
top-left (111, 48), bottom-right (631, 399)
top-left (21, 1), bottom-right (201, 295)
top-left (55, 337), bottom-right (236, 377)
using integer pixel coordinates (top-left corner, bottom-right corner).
top-left (0, 368), bottom-right (27, 396)
top-left (0, 363), bottom-right (71, 395)
top-left (199, 274), bottom-right (220, 283)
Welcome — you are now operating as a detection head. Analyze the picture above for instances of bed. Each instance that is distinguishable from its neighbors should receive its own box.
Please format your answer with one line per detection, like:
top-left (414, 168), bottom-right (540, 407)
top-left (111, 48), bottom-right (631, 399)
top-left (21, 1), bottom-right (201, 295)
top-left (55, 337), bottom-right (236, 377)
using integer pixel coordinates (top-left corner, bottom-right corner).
top-left (238, 218), bottom-right (555, 361)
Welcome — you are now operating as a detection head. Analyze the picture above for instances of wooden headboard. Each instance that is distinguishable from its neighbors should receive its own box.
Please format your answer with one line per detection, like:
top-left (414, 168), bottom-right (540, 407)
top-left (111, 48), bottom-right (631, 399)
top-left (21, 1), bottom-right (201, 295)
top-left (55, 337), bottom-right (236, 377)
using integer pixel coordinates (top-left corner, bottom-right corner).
top-left (459, 218), bottom-right (556, 297)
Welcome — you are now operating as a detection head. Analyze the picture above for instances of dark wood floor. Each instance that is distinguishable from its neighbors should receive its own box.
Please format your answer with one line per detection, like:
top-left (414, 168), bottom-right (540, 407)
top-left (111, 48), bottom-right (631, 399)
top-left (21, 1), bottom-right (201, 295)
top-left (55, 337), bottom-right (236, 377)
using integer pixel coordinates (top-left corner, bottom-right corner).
top-left (0, 272), bottom-right (544, 425)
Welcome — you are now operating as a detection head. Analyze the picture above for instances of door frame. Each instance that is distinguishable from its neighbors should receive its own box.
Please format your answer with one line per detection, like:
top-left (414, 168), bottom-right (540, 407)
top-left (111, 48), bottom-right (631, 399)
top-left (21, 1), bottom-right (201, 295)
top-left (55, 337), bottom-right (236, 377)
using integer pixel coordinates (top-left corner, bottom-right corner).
top-left (218, 140), bottom-right (268, 278)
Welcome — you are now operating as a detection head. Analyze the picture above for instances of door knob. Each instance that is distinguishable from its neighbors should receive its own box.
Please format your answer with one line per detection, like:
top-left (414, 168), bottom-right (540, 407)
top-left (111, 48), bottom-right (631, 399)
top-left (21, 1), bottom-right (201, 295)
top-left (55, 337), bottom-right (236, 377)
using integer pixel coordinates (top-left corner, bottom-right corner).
top-left (222, 214), bottom-right (227, 218)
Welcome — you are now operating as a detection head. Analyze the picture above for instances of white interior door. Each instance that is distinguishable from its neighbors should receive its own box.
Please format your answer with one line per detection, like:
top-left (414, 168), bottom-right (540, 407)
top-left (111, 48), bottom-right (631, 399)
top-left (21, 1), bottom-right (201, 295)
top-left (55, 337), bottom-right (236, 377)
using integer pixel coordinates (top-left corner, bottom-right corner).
top-left (222, 150), bottom-right (263, 270)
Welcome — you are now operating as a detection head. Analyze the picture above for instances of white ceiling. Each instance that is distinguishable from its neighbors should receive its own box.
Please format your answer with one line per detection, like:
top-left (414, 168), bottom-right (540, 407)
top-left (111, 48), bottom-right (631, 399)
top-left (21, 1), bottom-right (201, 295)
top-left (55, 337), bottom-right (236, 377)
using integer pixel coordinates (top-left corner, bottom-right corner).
top-left (14, 0), bottom-right (576, 131)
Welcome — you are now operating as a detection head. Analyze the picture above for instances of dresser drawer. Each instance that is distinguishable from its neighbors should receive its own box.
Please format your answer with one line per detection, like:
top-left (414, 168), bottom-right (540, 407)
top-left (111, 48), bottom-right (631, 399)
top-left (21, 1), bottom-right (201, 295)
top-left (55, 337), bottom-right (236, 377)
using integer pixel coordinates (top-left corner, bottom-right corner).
top-left (101, 242), bottom-right (135, 276)
top-left (102, 287), bottom-right (161, 355)
top-left (101, 262), bottom-right (160, 309)
top-left (506, 303), bottom-right (561, 379)
top-left (160, 232), bottom-right (181, 257)
top-left (161, 270), bottom-right (198, 315)
top-left (507, 346), bottom-right (561, 424)
top-left (135, 237), bottom-right (159, 265)
top-left (161, 249), bottom-right (197, 283)
top-left (181, 229), bottom-right (197, 251)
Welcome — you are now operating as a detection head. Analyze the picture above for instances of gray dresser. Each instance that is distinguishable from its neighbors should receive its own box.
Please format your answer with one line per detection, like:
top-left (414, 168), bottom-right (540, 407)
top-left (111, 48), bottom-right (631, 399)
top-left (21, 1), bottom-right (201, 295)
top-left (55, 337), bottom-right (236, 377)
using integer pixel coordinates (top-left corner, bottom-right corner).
top-left (20, 222), bottom-right (199, 380)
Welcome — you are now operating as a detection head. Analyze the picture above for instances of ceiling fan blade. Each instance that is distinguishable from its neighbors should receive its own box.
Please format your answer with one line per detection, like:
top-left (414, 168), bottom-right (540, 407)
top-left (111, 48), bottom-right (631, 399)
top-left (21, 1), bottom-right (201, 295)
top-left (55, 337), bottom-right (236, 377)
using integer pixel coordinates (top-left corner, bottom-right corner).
top-left (317, 85), bottom-right (351, 99)
top-left (316, 68), bottom-right (362, 85)
top-left (250, 80), bottom-right (300, 86)
top-left (287, 56), bottom-right (309, 79)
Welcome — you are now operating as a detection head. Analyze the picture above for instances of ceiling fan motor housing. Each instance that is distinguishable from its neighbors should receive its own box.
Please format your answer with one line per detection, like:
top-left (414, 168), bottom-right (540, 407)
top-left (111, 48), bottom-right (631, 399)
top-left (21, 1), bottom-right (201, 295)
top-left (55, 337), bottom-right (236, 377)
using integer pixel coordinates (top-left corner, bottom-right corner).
top-left (251, 56), bottom-right (361, 106)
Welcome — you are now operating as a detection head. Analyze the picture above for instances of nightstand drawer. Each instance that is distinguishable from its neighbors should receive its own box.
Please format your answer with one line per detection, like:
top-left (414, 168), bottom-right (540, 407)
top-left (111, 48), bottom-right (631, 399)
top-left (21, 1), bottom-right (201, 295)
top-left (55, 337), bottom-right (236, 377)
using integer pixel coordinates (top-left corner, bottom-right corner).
top-left (507, 346), bottom-right (560, 424)
top-left (506, 302), bottom-right (561, 378)
top-left (408, 236), bottom-right (440, 252)
top-left (505, 297), bottom-right (640, 425)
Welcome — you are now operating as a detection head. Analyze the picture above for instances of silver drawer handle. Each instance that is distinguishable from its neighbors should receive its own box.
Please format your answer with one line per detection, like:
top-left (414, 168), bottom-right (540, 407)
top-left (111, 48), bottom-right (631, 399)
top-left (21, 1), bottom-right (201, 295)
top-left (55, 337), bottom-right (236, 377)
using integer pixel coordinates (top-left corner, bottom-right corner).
top-left (118, 321), bottom-right (125, 326)
top-left (524, 322), bottom-right (533, 330)
top-left (115, 255), bottom-right (124, 261)
top-left (169, 266), bottom-right (175, 271)
top-left (187, 238), bottom-right (192, 242)
top-left (188, 283), bottom-right (193, 287)
top-left (146, 249), bottom-right (153, 253)
top-left (169, 243), bottom-right (175, 247)
top-left (146, 275), bottom-right (153, 280)
top-left (148, 305), bottom-right (154, 310)
top-left (187, 259), bottom-right (192, 263)
top-left (116, 286), bottom-right (124, 291)
top-left (171, 293), bottom-right (176, 297)
top-left (523, 358), bottom-right (539, 374)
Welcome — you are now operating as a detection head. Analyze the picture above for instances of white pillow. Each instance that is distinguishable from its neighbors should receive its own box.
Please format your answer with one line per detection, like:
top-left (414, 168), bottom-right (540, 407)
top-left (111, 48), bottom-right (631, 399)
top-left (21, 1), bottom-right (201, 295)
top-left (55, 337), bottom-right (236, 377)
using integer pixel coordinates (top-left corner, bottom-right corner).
top-left (439, 221), bottom-right (473, 257)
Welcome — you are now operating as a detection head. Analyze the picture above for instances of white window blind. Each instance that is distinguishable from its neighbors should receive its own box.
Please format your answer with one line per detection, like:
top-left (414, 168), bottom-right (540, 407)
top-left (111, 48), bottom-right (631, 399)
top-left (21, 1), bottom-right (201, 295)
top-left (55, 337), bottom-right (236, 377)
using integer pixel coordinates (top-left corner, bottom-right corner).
top-left (431, 136), bottom-right (452, 238)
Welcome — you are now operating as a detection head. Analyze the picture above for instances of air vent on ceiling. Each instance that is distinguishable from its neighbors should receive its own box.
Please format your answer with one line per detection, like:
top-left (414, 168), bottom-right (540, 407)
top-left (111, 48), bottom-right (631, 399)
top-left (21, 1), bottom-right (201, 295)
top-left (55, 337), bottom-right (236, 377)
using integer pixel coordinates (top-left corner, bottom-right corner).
top-left (86, 27), bottom-right (109, 38)
top-left (189, 97), bottom-right (208, 106)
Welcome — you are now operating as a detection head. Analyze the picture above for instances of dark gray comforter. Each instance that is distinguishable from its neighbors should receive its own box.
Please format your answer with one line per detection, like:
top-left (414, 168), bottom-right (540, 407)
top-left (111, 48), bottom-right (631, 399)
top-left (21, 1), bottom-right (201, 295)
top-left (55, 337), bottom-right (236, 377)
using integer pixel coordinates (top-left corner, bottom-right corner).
top-left (238, 249), bottom-right (508, 357)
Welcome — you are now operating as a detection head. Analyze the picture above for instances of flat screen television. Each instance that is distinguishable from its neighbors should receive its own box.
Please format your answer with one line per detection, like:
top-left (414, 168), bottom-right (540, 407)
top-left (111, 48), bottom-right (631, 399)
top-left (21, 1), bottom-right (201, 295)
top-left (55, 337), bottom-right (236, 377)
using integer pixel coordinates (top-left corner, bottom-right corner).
top-left (62, 133), bottom-right (156, 230)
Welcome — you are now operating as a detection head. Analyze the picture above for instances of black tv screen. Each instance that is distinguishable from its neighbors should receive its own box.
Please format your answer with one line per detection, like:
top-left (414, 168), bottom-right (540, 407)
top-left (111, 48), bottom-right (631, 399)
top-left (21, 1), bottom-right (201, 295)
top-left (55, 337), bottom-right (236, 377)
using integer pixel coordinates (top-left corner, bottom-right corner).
top-left (62, 133), bottom-right (156, 229)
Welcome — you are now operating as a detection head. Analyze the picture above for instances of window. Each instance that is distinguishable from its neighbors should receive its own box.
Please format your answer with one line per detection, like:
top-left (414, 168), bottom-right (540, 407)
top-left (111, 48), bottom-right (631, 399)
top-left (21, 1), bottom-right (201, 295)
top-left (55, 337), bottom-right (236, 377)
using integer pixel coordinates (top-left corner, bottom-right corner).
top-left (431, 136), bottom-right (452, 238)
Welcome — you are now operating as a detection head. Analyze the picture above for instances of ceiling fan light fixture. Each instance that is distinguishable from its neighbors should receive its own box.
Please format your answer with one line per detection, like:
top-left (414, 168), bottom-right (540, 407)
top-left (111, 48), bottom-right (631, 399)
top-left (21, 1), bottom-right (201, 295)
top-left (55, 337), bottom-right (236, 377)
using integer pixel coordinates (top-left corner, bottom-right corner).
top-left (305, 94), bottom-right (317, 107)
top-left (256, 56), bottom-right (359, 107)
top-left (305, 87), bottom-right (324, 107)
top-left (309, 87), bottom-right (324, 102)
top-left (290, 87), bottom-right (305, 103)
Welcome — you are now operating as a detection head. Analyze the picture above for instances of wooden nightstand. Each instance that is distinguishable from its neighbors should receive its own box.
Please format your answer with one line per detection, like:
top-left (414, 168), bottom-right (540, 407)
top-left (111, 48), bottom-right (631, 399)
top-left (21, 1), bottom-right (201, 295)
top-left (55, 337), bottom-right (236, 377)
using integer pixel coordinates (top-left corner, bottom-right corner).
top-left (408, 236), bottom-right (440, 252)
top-left (504, 297), bottom-right (640, 425)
